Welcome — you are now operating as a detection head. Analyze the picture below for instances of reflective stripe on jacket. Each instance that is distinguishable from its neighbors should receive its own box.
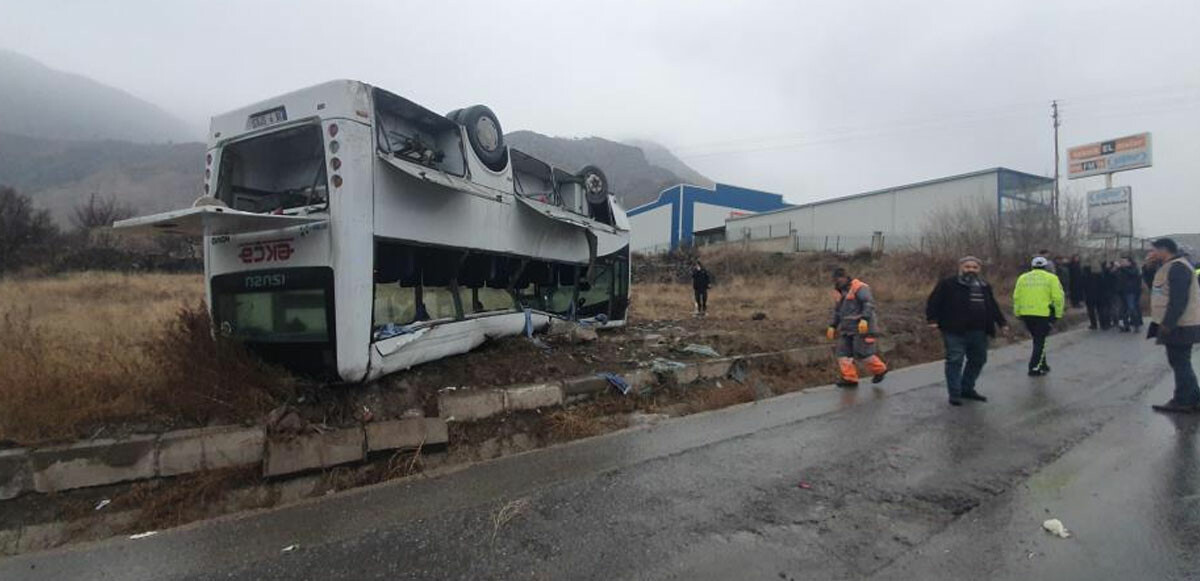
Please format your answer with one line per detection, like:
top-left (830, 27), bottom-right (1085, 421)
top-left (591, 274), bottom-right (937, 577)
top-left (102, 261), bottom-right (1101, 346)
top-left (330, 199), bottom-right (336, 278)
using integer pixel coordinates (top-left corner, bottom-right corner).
top-left (1012, 269), bottom-right (1065, 318)
top-left (830, 279), bottom-right (877, 334)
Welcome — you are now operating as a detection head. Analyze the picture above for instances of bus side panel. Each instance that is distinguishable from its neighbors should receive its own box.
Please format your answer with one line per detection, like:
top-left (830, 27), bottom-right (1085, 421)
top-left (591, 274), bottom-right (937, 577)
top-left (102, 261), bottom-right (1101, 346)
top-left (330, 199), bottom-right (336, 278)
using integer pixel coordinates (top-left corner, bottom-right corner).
top-left (372, 164), bottom-right (591, 263)
top-left (329, 119), bottom-right (375, 382)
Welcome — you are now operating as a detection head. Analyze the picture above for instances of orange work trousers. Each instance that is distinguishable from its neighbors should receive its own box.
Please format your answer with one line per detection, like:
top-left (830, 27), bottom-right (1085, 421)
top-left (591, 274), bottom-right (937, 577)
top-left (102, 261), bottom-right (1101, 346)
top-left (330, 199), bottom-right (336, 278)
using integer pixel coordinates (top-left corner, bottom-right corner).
top-left (836, 334), bottom-right (887, 382)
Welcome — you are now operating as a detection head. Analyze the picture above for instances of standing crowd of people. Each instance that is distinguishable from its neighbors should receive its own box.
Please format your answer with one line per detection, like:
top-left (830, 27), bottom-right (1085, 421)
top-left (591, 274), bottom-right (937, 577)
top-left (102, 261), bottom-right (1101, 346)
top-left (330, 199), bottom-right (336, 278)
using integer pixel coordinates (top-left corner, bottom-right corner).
top-left (687, 239), bottom-right (1198, 413)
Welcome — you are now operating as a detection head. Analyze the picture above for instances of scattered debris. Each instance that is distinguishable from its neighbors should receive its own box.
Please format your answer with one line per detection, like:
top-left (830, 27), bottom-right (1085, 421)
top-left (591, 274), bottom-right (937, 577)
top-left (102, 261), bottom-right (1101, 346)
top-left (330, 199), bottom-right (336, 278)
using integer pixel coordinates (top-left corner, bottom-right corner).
top-left (373, 322), bottom-right (416, 341)
top-left (1042, 518), bottom-right (1071, 538)
top-left (643, 333), bottom-right (667, 347)
top-left (281, 544), bottom-right (299, 553)
top-left (264, 405), bottom-right (306, 435)
top-left (401, 407), bottom-right (424, 419)
top-left (629, 412), bottom-right (670, 427)
top-left (729, 359), bottom-right (749, 383)
top-left (597, 372), bottom-right (631, 395)
top-left (570, 325), bottom-right (599, 344)
top-left (129, 531), bottom-right (158, 540)
top-left (650, 357), bottom-right (687, 374)
top-left (797, 481), bottom-right (812, 490)
top-left (490, 497), bottom-right (532, 546)
top-left (356, 405), bottom-right (374, 423)
top-left (752, 312), bottom-right (768, 321)
top-left (681, 343), bottom-right (721, 358)
top-left (94, 499), bottom-right (111, 511)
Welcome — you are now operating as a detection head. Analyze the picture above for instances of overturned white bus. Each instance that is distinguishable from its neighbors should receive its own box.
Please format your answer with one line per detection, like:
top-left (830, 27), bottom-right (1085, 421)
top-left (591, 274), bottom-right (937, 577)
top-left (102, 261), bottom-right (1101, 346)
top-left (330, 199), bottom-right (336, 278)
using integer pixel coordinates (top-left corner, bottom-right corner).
top-left (117, 80), bottom-right (630, 382)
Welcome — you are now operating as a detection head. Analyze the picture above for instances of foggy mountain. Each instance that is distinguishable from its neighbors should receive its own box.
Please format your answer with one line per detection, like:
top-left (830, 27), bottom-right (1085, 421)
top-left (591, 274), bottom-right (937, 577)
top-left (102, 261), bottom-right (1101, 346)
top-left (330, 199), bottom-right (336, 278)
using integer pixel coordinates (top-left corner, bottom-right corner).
top-left (0, 132), bottom-right (203, 223)
top-left (0, 49), bottom-right (709, 222)
top-left (506, 131), bottom-right (711, 208)
top-left (0, 49), bottom-right (195, 143)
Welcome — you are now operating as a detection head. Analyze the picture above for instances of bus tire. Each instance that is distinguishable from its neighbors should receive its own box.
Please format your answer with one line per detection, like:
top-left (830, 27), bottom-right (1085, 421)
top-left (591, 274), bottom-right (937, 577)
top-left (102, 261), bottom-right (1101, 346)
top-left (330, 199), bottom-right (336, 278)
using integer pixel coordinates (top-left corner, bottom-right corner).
top-left (578, 165), bottom-right (609, 205)
top-left (459, 105), bottom-right (508, 172)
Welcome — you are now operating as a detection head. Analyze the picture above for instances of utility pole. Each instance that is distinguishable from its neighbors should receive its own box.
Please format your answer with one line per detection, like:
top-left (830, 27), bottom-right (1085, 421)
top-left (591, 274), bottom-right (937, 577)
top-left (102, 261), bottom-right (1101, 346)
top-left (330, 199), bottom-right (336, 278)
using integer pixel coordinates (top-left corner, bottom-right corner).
top-left (1051, 100), bottom-right (1060, 220)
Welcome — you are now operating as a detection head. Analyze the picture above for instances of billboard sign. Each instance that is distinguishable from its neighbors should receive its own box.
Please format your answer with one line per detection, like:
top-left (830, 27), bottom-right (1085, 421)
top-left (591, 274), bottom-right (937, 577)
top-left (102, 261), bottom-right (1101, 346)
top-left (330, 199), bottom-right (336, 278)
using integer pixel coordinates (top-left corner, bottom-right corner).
top-left (1068, 132), bottom-right (1152, 179)
top-left (1086, 186), bottom-right (1132, 237)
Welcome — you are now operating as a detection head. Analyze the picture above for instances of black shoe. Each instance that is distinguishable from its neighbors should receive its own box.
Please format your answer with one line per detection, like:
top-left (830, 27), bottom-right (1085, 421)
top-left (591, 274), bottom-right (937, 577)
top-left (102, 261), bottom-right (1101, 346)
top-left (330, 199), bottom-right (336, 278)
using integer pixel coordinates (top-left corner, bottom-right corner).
top-left (871, 370), bottom-right (887, 384)
top-left (962, 392), bottom-right (988, 402)
top-left (1028, 369), bottom-right (1045, 377)
top-left (1120, 327), bottom-right (1130, 333)
top-left (949, 397), bottom-right (963, 406)
top-left (1040, 365), bottom-right (1051, 374)
top-left (836, 380), bottom-right (859, 389)
top-left (1152, 400), bottom-right (1200, 414)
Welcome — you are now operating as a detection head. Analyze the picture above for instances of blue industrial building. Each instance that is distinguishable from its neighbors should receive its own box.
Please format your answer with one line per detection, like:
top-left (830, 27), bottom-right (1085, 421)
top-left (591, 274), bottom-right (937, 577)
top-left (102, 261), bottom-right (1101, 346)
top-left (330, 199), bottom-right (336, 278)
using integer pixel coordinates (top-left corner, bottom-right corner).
top-left (627, 183), bottom-right (791, 252)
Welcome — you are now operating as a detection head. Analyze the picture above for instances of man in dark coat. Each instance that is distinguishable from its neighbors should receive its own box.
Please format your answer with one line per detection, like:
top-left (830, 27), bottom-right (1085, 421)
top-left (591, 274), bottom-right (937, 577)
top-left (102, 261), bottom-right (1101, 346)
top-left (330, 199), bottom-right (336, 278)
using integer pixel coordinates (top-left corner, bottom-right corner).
top-left (926, 256), bottom-right (1008, 406)
top-left (691, 261), bottom-right (712, 317)
top-left (1115, 256), bottom-right (1144, 332)
top-left (1083, 264), bottom-right (1104, 330)
top-left (1068, 255), bottom-right (1084, 308)
top-left (1145, 239), bottom-right (1200, 413)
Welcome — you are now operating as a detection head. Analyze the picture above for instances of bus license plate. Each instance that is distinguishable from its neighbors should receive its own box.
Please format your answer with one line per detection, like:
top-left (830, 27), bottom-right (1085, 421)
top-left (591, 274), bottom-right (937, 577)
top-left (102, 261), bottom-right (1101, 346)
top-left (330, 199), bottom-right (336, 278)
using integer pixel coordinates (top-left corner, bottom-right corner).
top-left (248, 107), bottom-right (287, 129)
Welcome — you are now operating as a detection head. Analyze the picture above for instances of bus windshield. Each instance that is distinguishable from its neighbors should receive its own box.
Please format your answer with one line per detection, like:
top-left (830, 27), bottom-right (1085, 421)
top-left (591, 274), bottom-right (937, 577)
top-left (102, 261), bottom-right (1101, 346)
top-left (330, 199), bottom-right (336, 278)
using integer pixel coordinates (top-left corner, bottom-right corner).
top-left (211, 268), bottom-right (334, 344)
top-left (215, 124), bottom-right (328, 213)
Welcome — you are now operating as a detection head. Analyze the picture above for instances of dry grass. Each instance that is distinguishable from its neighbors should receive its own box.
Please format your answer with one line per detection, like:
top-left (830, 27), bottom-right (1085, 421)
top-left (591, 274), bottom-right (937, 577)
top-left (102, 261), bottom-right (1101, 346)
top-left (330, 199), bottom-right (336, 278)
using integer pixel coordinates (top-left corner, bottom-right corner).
top-left (0, 271), bottom-right (295, 445)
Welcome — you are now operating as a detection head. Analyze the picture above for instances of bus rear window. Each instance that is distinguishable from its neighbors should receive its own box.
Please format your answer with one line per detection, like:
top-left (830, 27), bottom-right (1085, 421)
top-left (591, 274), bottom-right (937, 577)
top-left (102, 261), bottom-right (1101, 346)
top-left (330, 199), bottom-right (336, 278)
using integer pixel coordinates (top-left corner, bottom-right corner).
top-left (215, 124), bottom-right (328, 213)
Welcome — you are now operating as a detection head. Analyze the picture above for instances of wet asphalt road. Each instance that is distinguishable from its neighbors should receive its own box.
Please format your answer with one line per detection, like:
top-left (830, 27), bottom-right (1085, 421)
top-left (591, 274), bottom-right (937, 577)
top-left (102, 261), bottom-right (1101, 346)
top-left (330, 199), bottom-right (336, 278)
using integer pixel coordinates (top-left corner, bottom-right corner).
top-left (2, 329), bottom-right (1197, 580)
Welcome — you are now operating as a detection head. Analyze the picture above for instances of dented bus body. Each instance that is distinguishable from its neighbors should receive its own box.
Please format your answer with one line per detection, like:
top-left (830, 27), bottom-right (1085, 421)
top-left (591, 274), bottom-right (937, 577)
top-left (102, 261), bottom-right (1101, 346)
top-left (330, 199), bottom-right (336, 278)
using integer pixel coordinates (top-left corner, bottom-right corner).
top-left (116, 80), bottom-right (630, 383)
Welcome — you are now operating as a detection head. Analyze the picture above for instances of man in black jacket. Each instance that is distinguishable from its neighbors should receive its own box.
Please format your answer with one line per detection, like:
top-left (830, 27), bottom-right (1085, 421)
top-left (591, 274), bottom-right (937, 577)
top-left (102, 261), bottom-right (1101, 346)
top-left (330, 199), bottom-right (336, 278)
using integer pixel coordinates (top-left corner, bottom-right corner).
top-left (691, 261), bottom-right (712, 317)
top-left (926, 256), bottom-right (1008, 406)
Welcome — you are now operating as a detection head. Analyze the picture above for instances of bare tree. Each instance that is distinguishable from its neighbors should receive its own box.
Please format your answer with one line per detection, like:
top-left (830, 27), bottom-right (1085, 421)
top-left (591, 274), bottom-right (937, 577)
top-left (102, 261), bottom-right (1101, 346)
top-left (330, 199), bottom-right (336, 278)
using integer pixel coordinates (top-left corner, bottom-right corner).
top-left (71, 193), bottom-right (136, 231)
top-left (0, 186), bottom-right (60, 273)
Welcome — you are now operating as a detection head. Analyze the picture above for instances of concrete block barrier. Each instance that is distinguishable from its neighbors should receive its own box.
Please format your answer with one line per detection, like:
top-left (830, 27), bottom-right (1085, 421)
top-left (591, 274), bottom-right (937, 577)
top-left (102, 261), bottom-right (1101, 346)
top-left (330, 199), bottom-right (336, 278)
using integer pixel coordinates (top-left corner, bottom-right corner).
top-left (504, 383), bottom-right (564, 411)
top-left (365, 419), bottom-right (449, 453)
top-left (696, 358), bottom-right (735, 380)
top-left (0, 449), bottom-right (32, 500)
top-left (158, 426), bottom-right (265, 477)
top-left (30, 435), bottom-right (157, 493)
top-left (562, 375), bottom-right (609, 396)
top-left (263, 428), bottom-right (365, 478)
top-left (439, 389), bottom-right (506, 421)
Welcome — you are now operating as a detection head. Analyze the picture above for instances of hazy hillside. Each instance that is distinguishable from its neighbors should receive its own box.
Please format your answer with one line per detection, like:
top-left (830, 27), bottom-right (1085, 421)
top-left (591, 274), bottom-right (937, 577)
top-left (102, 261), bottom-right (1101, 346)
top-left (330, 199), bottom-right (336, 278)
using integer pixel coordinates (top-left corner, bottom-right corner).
top-left (506, 131), bottom-right (711, 208)
top-left (0, 49), bottom-right (195, 143)
top-left (625, 139), bottom-right (714, 190)
top-left (0, 132), bottom-right (202, 224)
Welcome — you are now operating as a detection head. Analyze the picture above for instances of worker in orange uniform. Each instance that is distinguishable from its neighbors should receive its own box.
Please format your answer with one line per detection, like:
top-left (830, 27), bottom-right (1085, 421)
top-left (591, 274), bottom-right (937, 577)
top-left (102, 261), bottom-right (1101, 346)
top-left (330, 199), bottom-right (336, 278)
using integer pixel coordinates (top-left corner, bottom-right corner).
top-left (826, 267), bottom-right (888, 388)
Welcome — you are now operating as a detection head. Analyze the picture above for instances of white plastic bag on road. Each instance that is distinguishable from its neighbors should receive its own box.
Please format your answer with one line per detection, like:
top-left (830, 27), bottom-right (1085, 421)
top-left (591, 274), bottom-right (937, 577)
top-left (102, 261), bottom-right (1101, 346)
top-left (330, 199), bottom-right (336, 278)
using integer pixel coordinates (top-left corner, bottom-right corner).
top-left (1042, 518), bottom-right (1071, 538)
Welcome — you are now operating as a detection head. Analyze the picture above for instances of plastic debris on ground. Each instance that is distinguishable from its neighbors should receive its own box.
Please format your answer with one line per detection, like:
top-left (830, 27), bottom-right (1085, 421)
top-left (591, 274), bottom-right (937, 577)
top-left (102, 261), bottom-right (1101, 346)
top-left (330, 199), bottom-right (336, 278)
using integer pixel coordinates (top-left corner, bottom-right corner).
top-left (650, 357), bottom-right (687, 374)
top-left (373, 322), bottom-right (417, 341)
top-left (681, 343), bottom-right (721, 358)
top-left (1042, 518), bottom-right (1071, 538)
top-left (729, 359), bottom-right (749, 383)
top-left (129, 531), bottom-right (158, 540)
top-left (94, 499), bottom-right (111, 511)
top-left (281, 544), bottom-right (299, 553)
top-left (597, 372), bottom-right (631, 395)
top-left (797, 481), bottom-right (812, 490)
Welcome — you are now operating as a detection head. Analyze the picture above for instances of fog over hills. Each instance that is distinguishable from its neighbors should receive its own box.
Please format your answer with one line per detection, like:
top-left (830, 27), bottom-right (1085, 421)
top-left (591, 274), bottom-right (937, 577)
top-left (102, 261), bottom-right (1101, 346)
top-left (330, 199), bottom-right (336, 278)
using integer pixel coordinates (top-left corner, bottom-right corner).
top-left (0, 49), bottom-right (195, 144)
top-left (0, 50), bottom-right (710, 222)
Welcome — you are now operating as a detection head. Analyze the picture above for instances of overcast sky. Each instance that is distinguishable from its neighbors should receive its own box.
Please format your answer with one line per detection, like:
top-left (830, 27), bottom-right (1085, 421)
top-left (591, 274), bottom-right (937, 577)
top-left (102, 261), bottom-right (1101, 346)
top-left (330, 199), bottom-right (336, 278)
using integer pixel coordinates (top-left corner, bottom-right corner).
top-left (2, 0), bottom-right (1198, 235)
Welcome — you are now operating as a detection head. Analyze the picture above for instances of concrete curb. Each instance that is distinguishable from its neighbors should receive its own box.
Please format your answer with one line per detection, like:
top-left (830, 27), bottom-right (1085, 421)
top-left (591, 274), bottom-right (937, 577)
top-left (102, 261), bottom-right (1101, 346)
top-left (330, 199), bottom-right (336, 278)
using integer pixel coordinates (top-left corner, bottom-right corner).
top-left (0, 326), bottom-right (1004, 499)
top-left (0, 417), bottom-right (448, 498)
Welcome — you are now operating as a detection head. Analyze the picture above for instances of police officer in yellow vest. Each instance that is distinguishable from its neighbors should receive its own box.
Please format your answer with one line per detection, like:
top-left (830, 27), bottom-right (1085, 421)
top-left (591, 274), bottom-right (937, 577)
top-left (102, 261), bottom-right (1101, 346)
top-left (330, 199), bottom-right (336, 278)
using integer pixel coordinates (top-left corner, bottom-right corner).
top-left (1013, 256), bottom-right (1066, 376)
top-left (1145, 238), bottom-right (1200, 413)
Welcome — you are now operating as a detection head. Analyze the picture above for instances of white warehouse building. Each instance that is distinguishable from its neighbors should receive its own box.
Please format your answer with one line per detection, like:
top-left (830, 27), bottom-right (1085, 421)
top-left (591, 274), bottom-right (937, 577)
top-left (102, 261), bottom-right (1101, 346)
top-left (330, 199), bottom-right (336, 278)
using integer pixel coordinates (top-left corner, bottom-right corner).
top-left (724, 168), bottom-right (1054, 253)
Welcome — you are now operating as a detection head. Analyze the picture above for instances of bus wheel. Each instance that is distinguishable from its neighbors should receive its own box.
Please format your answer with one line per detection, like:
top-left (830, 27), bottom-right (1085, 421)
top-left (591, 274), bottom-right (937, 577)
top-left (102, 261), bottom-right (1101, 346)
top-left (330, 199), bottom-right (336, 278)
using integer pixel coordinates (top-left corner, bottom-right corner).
top-left (578, 165), bottom-right (609, 205)
top-left (459, 105), bottom-right (508, 172)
